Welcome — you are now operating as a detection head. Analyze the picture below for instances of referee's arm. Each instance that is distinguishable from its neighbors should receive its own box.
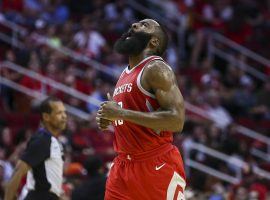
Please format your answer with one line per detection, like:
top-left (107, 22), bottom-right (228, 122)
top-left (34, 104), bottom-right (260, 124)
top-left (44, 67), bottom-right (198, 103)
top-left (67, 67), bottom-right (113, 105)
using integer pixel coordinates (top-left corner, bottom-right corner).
top-left (5, 134), bottom-right (50, 200)
top-left (4, 160), bottom-right (30, 200)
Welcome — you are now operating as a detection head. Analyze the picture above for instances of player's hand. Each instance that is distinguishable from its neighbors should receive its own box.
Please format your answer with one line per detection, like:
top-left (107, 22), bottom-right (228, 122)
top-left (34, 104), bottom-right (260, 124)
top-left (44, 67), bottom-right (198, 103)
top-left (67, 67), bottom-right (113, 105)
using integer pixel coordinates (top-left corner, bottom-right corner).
top-left (96, 116), bottom-right (112, 131)
top-left (97, 93), bottom-right (122, 121)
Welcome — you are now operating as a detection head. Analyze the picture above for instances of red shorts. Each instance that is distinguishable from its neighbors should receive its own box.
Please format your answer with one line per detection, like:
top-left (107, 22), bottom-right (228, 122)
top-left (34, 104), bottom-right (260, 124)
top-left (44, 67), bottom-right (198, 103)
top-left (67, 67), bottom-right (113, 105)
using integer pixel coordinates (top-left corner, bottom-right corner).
top-left (105, 144), bottom-right (186, 200)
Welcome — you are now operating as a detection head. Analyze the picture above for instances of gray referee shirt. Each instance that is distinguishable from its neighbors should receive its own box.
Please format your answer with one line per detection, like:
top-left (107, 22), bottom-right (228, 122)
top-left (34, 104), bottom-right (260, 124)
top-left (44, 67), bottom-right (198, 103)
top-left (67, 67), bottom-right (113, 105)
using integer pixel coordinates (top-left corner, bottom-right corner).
top-left (20, 128), bottom-right (64, 197)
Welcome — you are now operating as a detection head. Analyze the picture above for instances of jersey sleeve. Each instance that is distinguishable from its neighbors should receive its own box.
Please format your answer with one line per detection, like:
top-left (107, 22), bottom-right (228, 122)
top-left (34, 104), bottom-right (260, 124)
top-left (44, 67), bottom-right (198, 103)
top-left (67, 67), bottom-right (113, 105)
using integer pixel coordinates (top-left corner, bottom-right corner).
top-left (21, 135), bottom-right (51, 167)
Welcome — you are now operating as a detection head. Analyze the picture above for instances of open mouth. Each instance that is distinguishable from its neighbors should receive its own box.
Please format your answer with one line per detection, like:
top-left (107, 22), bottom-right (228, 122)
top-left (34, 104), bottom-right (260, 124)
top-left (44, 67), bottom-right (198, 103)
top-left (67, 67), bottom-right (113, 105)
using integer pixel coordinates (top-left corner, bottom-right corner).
top-left (125, 33), bottom-right (132, 40)
top-left (122, 29), bottom-right (134, 40)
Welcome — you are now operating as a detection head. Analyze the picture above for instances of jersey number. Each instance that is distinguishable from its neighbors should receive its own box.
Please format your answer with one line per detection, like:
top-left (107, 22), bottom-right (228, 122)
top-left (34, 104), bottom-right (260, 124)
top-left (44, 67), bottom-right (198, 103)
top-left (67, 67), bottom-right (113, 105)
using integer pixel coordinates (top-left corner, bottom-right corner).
top-left (115, 102), bottom-right (124, 126)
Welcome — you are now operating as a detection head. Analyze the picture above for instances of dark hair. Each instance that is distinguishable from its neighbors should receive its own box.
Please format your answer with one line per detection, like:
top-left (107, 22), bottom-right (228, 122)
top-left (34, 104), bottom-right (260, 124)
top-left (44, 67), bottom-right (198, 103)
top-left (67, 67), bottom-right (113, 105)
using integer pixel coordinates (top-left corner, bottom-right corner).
top-left (155, 25), bottom-right (169, 56)
top-left (39, 96), bottom-right (61, 117)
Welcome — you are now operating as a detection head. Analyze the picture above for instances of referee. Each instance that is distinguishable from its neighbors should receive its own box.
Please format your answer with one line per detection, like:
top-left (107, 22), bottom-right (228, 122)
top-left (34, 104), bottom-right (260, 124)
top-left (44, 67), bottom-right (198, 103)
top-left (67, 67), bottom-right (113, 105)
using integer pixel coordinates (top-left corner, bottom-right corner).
top-left (5, 97), bottom-right (67, 200)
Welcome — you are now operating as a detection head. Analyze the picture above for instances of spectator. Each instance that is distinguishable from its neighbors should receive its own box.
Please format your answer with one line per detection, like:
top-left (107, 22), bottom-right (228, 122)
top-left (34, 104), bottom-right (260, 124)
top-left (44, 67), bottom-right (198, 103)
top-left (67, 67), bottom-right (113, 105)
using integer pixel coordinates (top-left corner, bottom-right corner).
top-left (207, 124), bottom-right (222, 150)
top-left (224, 11), bottom-right (252, 45)
top-left (24, 0), bottom-right (43, 14)
top-left (235, 187), bottom-right (249, 200)
top-left (46, 25), bottom-right (62, 48)
top-left (231, 75), bottom-right (256, 116)
top-left (75, 67), bottom-right (96, 95)
top-left (72, 17), bottom-right (107, 59)
top-left (23, 0), bottom-right (44, 25)
top-left (1, 0), bottom-right (23, 13)
top-left (189, 0), bottom-right (233, 66)
top-left (60, 20), bottom-right (75, 46)
top-left (1, 0), bottom-right (23, 23)
top-left (205, 90), bottom-right (232, 129)
top-left (41, 0), bottom-right (69, 24)
top-left (0, 147), bottom-right (13, 182)
top-left (71, 155), bottom-right (106, 200)
top-left (249, 179), bottom-right (269, 200)
top-left (87, 80), bottom-right (111, 113)
top-left (0, 162), bottom-right (4, 199)
top-left (252, 79), bottom-right (270, 119)
top-left (0, 127), bottom-right (14, 157)
top-left (221, 124), bottom-right (240, 155)
top-left (104, 52), bottom-right (126, 78)
top-left (158, 0), bottom-right (181, 21)
top-left (104, 0), bottom-right (135, 32)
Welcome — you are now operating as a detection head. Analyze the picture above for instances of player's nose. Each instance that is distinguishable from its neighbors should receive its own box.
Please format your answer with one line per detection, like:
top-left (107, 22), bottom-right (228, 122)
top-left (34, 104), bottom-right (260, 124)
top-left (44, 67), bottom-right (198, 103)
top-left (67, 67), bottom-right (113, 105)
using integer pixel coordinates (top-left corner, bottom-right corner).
top-left (131, 22), bottom-right (139, 30)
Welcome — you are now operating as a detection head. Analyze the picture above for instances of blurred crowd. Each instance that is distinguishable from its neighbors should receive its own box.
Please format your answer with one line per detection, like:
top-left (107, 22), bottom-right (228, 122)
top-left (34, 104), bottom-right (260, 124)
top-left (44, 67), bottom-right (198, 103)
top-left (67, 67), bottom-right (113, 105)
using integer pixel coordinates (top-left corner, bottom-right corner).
top-left (0, 0), bottom-right (270, 199)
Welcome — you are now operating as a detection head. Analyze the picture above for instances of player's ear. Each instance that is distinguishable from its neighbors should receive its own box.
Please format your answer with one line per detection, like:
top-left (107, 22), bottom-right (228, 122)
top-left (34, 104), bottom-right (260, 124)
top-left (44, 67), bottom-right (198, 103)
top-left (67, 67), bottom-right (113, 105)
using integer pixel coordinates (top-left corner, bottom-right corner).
top-left (149, 37), bottom-right (159, 49)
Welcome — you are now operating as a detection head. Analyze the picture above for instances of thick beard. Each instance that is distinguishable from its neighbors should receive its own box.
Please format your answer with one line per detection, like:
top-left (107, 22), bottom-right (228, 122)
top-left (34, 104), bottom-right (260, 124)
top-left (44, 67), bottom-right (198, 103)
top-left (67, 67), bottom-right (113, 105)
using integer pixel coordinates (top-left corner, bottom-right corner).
top-left (114, 31), bottom-right (152, 56)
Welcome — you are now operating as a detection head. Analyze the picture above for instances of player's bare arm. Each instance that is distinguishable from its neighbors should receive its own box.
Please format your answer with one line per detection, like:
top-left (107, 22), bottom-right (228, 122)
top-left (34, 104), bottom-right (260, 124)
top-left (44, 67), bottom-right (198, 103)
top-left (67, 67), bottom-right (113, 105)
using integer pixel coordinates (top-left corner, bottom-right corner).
top-left (4, 160), bottom-right (30, 200)
top-left (98, 60), bottom-right (185, 132)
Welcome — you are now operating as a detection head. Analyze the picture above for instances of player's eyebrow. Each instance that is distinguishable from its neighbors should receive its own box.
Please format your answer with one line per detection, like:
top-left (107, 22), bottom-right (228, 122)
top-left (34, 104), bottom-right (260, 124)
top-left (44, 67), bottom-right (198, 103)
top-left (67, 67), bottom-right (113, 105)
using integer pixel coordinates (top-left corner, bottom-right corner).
top-left (141, 21), bottom-right (150, 26)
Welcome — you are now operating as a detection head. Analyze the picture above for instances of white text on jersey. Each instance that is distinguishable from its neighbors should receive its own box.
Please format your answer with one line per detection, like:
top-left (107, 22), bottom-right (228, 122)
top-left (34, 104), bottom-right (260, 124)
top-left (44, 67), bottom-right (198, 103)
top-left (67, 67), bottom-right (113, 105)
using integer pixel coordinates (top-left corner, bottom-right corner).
top-left (113, 83), bottom-right (133, 97)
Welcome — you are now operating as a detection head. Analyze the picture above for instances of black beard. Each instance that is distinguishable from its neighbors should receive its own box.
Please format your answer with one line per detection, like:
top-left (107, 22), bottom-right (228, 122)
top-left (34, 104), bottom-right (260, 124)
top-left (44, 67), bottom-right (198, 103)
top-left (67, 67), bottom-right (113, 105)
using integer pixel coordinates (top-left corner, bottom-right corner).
top-left (114, 30), bottom-right (152, 55)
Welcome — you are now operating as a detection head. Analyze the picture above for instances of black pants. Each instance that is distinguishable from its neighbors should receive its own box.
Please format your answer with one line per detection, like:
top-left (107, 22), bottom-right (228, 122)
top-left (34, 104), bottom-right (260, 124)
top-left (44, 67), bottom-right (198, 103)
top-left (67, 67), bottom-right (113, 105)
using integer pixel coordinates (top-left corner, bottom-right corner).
top-left (24, 190), bottom-right (59, 200)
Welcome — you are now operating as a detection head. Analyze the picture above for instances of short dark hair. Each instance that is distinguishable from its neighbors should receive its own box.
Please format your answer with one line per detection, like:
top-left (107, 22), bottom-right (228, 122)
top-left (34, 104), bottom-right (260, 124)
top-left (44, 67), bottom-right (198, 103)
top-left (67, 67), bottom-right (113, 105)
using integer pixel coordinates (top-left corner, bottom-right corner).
top-left (39, 96), bottom-right (61, 116)
top-left (154, 25), bottom-right (169, 56)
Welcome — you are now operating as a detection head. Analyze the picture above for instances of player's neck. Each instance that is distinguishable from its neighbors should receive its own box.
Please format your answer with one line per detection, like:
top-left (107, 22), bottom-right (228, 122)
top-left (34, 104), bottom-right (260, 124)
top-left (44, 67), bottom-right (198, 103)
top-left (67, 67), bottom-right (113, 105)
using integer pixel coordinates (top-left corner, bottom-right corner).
top-left (128, 54), bottom-right (144, 69)
top-left (128, 52), bottom-right (153, 69)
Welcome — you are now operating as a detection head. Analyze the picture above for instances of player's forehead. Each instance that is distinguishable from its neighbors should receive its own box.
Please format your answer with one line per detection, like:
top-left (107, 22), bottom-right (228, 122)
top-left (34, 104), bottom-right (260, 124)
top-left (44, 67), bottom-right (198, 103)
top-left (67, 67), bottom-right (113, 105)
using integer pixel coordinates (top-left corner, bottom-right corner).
top-left (140, 19), bottom-right (160, 27)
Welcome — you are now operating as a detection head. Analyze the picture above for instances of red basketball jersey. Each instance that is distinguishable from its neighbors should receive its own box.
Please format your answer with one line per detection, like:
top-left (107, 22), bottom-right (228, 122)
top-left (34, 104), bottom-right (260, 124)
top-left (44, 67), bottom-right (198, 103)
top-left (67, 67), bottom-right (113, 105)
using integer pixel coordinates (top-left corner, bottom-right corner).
top-left (112, 56), bottom-right (173, 154)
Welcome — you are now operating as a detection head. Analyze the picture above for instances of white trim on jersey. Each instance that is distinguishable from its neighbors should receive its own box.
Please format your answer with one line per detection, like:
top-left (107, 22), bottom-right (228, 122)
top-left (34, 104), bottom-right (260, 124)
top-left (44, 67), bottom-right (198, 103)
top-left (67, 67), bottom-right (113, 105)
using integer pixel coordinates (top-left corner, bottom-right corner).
top-left (166, 172), bottom-right (186, 200)
top-left (136, 56), bottom-right (169, 99)
top-left (137, 69), bottom-right (156, 98)
top-left (125, 56), bottom-right (158, 74)
top-left (145, 99), bottom-right (154, 111)
top-left (46, 137), bottom-right (64, 196)
top-left (25, 169), bottom-right (35, 191)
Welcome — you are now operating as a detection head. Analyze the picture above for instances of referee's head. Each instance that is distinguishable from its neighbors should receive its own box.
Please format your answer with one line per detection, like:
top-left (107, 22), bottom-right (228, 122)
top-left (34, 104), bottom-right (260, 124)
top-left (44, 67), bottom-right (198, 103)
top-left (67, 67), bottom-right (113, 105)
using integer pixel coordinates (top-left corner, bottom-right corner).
top-left (40, 97), bottom-right (67, 134)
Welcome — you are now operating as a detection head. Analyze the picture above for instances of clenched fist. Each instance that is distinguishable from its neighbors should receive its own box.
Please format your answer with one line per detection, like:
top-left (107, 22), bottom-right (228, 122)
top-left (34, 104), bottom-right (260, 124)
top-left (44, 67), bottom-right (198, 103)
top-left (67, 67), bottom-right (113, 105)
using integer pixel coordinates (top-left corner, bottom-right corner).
top-left (97, 93), bottom-right (123, 122)
top-left (96, 116), bottom-right (112, 131)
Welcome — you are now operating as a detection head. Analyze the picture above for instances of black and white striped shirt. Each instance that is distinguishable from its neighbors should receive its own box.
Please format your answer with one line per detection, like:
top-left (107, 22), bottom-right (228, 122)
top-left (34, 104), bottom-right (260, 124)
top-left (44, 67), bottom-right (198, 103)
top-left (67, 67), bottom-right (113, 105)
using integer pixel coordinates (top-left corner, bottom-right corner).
top-left (21, 128), bottom-right (64, 197)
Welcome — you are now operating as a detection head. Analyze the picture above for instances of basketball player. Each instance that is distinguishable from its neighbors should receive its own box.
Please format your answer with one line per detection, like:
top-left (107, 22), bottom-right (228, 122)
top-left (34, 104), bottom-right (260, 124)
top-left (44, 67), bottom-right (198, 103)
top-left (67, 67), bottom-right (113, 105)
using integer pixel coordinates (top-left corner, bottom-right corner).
top-left (96, 19), bottom-right (186, 199)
